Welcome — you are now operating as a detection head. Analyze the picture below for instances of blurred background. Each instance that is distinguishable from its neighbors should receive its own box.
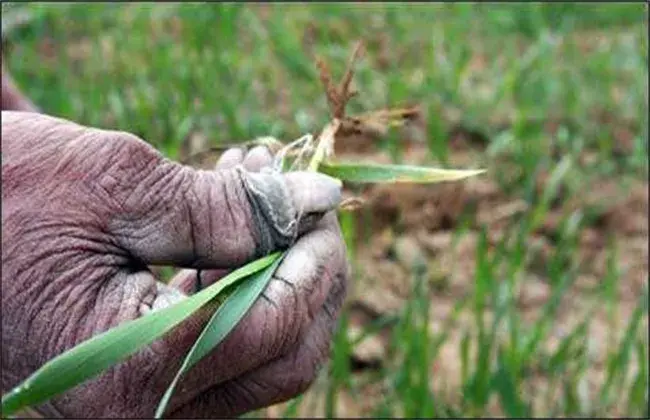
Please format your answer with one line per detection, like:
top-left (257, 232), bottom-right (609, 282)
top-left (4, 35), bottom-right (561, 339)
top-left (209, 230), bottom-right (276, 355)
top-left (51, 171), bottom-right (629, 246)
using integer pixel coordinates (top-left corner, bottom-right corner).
top-left (2, 3), bottom-right (647, 417)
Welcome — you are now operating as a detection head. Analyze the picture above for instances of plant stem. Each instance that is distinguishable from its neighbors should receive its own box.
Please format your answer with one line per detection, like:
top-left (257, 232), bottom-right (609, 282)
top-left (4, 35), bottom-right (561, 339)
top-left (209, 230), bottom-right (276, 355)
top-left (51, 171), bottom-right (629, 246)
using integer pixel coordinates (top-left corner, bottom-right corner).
top-left (307, 119), bottom-right (341, 172)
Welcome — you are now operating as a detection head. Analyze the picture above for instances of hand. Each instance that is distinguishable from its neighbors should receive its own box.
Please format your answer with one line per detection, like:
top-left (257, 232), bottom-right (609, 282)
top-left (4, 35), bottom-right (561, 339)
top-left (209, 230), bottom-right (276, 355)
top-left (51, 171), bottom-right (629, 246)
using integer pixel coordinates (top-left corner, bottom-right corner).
top-left (1, 111), bottom-right (349, 418)
top-left (1, 62), bottom-right (39, 112)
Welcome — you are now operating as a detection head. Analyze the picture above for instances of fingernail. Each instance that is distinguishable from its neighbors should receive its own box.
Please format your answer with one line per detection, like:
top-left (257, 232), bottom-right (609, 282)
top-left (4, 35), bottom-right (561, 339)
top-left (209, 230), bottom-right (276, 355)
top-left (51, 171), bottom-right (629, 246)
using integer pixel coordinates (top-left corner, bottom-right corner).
top-left (215, 147), bottom-right (245, 170)
top-left (243, 146), bottom-right (274, 172)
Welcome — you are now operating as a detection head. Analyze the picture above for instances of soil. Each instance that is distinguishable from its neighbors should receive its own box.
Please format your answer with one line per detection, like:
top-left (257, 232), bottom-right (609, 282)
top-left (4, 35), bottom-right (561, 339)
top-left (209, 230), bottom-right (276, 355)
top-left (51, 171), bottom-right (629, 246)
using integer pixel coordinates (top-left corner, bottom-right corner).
top-left (261, 124), bottom-right (648, 417)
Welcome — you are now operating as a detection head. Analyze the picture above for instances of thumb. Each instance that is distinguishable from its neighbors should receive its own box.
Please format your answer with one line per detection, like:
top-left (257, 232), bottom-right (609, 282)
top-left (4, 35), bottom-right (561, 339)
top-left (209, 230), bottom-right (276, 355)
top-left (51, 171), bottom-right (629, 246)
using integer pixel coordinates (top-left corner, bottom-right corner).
top-left (110, 155), bottom-right (342, 269)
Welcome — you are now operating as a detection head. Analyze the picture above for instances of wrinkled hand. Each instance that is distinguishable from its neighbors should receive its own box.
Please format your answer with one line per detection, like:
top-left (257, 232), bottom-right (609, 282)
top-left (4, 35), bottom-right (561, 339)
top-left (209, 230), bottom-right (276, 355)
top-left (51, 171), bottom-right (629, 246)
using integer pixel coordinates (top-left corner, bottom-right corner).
top-left (1, 111), bottom-right (349, 418)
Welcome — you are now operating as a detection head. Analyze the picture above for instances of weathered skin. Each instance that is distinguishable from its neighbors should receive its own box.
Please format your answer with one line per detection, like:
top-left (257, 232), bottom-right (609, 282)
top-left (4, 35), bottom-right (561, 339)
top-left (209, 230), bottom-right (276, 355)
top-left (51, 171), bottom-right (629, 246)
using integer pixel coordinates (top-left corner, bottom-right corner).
top-left (1, 102), bottom-right (348, 415)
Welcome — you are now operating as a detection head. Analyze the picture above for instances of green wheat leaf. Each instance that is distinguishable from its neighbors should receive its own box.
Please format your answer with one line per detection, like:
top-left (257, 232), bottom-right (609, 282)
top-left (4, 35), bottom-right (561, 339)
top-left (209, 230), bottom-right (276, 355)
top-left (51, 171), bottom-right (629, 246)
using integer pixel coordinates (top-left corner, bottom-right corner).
top-left (319, 161), bottom-right (486, 184)
top-left (1, 252), bottom-right (281, 417)
top-left (155, 252), bottom-right (285, 418)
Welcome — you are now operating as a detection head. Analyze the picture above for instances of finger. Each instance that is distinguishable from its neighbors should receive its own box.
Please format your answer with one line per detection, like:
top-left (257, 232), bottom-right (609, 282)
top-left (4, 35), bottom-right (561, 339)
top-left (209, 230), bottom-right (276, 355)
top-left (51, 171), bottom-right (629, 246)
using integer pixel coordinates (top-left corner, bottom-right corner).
top-left (284, 172), bottom-right (343, 215)
top-left (104, 132), bottom-right (342, 269)
top-left (161, 212), bottom-right (347, 400)
top-left (242, 146), bottom-right (273, 172)
top-left (168, 278), bottom-right (346, 418)
top-left (214, 147), bottom-right (245, 170)
top-left (169, 146), bottom-right (274, 295)
top-left (168, 268), bottom-right (232, 294)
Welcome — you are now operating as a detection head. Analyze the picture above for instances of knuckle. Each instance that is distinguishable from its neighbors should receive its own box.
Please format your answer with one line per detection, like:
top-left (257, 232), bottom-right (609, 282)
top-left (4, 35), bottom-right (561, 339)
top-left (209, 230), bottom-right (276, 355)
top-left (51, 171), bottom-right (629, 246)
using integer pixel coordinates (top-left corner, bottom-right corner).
top-left (257, 279), bottom-right (303, 356)
top-left (323, 271), bottom-right (348, 324)
top-left (285, 325), bottom-right (332, 398)
top-left (91, 130), bottom-right (163, 181)
top-left (289, 357), bottom-right (321, 396)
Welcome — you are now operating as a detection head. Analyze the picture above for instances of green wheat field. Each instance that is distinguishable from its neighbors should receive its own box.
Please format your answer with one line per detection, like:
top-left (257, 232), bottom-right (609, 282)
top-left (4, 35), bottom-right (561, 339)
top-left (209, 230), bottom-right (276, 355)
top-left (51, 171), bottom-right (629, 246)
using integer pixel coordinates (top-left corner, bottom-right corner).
top-left (2, 3), bottom-right (648, 418)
